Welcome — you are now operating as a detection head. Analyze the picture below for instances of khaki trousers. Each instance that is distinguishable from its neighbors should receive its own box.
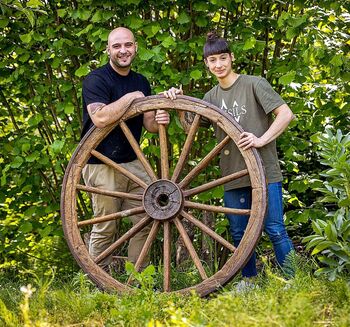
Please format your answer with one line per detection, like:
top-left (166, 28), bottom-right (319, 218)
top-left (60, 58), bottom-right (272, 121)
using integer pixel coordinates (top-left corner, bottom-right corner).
top-left (82, 160), bottom-right (152, 269)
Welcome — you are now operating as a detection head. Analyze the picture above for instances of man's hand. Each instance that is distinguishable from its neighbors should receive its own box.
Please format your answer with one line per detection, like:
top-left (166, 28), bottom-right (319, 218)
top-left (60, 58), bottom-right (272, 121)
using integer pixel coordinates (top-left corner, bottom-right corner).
top-left (237, 132), bottom-right (265, 150)
top-left (155, 109), bottom-right (170, 125)
top-left (162, 85), bottom-right (183, 100)
top-left (143, 109), bottom-right (170, 132)
top-left (126, 91), bottom-right (145, 101)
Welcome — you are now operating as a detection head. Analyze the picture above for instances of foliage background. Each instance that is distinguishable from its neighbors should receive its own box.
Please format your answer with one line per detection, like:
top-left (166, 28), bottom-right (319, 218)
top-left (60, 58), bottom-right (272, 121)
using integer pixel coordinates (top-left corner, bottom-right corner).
top-left (0, 0), bottom-right (349, 278)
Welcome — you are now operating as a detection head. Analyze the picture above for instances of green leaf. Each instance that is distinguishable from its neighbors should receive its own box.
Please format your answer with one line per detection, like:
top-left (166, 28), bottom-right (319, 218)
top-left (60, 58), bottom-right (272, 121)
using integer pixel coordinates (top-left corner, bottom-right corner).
top-left (193, 2), bottom-right (209, 11)
top-left (339, 198), bottom-right (350, 207)
top-left (75, 65), bottom-right (90, 77)
top-left (21, 184), bottom-right (32, 192)
top-left (305, 236), bottom-right (324, 250)
top-left (212, 186), bottom-right (224, 198)
top-left (126, 0), bottom-right (141, 4)
top-left (195, 16), bottom-right (208, 27)
top-left (291, 15), bottom-right (307, 28)
top-left (127, 15), bottom-right (144, 29)
top-left (314, 267), bottom-right (336, 276)
top-left (211, 12), bottom-right (221, 23)
top-left (60, 83), bottom-right (73, 92)
top-left (39, 226), bottom-right (51, 237)
top-left (324, 223), bottom-right (338, 242)
top-left (19, 222), bottom-right (33, 233)
top-left (142, 264), bottom-right (155, 276)
top-left (22, 143), bottom-right (31, 152)
top-left (177, 11), bottom-right (190, 24)
top-left (0, 18), bottom-right (9, 28)
top-left (22, 8), bottom-right (35, 27)
top-left (311, 240), bottom-right (334, 255)
top-left (11, 156), bottom-right (24, 168)
top-left (125, 261), bottom-right (136, 275)
top-left (68, 47), bottom-right (86, 56)
top-left (57, 9), bottom-right (66, 17)
top-left (91, 11), bottom-right (103, 23)
top-left (25, 151), bottom-right (40, 163)
top-left (20, 33), bottom-right (32, 44)
top-left (76, 24), bottom-right (93, 37)
top-left (138, 48), bottom-right (154, 61)
top-left (190, 69), bottom-right (202, 80)
top-left (329, 54), bottom-right (343, 67)
top-left (318, 256), bottom-right (338, 267)
top-left (50, 140), bottom-right (65, 154)
top-left (279, 71), bottom-right (296, 86)
top-left (1, 173), bottom-right (6, 187)
top-left (19, 53), bottom-right (30, 63)
top-left (312, 220), bottom-right (324, 235)
top-left (143, 23), bottom-right (161, 37)
top-left (161, 36), bottom-right (176, 48)
top-left (27, 0), bottom-right (44, 7)
top-left (277, 12), bottom-right (290, 28)
top-left (286, 27), bottom-right (298, 40)
top-left (332, 249), bottom-right (350, 262)
top-left (76, 9), bottom-right (91, 20)
top-left (243, 37), bottom-right (256, 50)
top-left (64, 103), bottom-right (75, 115)
top-left (302, 235), bottom-right (320, 243)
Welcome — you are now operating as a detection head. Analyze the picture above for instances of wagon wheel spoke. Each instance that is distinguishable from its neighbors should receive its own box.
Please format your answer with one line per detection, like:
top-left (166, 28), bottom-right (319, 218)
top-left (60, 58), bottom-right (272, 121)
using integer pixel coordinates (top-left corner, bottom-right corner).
top-left (173, 217), bottom-right (208, 280)
top-left (179, 135), bottom-right (231, 189)
top-left (120, 121), bottom-right (158, 182)
top-left (171, 114), bottom-right (201, 183)
top-left (77, 184), bottom-right (142, 201)
top-left (77, 207), bottom-right (145, 227)
top-left (94, 215), bottom-right (152, 264)
top-left (127, 220), bottom-right (161, 285)
top-left (163, 220), bottom-right (172, 292)
top-left (91, 149), bottom-right (147, 188)
top-left (180, 211), bottom-right (235, 252)
top-left (159, 124), bottom-right (169, 179)
top-left (183, 169), bottom-right (249, 197)
top-left (184, 201), bottom-right (251, 216)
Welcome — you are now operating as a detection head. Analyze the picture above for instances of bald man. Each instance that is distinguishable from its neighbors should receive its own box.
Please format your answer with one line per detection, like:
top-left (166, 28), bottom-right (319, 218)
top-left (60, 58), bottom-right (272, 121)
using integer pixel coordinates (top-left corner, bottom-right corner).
top-left (81, 27), bottom-right (169, 272)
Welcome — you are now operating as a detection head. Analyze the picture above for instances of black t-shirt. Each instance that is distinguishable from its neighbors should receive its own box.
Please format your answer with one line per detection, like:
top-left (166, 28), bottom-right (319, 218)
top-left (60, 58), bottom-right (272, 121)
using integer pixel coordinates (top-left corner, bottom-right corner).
top-left (81, 63), bottom-right (151, 164)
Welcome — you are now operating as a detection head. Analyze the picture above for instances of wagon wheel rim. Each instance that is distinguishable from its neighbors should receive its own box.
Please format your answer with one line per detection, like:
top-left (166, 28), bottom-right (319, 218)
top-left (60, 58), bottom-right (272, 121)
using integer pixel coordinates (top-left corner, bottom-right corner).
top-left (60, 94), bottom-right (267, 297)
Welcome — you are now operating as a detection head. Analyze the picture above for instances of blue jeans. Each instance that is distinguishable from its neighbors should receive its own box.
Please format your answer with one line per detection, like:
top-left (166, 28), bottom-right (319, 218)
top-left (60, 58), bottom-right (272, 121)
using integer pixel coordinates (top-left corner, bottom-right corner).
top-left (224, 182), bottom-right (294, 277)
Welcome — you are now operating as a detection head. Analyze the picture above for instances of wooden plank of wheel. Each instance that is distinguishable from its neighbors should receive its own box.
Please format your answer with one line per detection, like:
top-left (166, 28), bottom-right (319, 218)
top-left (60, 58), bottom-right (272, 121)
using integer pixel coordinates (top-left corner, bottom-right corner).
top-left (60, 95), bottom-right (267, 297)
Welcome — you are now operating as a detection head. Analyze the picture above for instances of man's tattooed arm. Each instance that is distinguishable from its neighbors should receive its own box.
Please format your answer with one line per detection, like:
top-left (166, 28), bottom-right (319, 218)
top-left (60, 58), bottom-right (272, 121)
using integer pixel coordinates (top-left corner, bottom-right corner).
top-left (178, 111), bottom-right (195, 134)
top-left (87, 102), bottom-right (106, 116)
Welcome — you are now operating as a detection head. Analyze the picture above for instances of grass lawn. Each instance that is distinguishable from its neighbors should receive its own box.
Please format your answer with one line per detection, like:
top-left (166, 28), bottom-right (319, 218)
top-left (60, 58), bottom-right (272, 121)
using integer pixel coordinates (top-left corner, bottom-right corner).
top-left (0, 260), bottom-right (349, 327)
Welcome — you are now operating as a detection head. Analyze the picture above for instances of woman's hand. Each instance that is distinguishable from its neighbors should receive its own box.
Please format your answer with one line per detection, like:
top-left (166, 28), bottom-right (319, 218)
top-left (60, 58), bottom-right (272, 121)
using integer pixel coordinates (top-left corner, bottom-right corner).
top-left (162, 85), bottom-right (183, 100)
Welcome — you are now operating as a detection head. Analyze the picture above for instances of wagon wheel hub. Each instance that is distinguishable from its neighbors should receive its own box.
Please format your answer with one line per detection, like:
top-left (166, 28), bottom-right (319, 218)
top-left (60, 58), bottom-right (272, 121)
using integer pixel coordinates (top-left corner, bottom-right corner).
top-left (143, 179), bottom-right (183, 220)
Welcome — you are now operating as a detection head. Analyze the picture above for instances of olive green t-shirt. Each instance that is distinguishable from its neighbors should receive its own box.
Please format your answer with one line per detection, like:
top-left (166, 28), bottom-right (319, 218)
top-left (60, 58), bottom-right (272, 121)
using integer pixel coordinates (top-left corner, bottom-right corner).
top-left (203, 74), bottom-right (285, 190)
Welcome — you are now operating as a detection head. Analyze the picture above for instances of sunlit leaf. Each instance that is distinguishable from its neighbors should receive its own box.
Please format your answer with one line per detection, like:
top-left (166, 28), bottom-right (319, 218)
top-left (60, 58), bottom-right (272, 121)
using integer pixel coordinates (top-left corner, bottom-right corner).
top-left (75, 64), bottom-right (90, 77)
top-left (279, 71), bottom-right (296, 85)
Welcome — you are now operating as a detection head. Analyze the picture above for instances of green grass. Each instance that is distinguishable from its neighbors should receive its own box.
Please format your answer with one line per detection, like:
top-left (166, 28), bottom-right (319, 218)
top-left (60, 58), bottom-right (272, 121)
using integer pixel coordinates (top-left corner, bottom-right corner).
top-left (0, 259), bottom-right (349, 327)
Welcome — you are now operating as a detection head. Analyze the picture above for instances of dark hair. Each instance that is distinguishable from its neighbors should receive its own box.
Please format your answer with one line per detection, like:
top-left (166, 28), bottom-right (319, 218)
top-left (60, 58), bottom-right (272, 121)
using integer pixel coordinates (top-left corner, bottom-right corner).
top-left (203, 32), bottom-right (230, 59)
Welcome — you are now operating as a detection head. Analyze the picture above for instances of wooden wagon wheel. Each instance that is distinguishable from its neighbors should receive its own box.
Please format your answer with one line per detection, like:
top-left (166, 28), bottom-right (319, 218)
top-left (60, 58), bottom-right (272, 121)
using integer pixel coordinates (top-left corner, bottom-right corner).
top-left (60, 94), bottom-right (267, 297)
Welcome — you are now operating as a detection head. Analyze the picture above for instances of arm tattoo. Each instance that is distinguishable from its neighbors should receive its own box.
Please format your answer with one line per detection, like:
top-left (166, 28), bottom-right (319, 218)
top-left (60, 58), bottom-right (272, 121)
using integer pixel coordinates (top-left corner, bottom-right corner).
top-left (184, 112), bottom-right (195, 124)
top-left (178, 111), bottom-right (194, 133)
top-left (88, 102), bottom-right (106, 116)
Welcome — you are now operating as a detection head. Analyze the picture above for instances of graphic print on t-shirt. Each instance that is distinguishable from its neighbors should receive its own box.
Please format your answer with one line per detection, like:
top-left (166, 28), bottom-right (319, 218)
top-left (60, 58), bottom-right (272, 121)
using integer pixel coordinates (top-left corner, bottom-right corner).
top-left (221, 99), bottom-right (247, 123)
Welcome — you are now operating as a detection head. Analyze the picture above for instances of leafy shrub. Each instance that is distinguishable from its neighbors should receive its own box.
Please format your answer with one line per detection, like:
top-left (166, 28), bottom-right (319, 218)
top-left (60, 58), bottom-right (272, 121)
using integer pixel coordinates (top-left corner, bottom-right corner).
top-left (303, 129), bottom-right (350, 280)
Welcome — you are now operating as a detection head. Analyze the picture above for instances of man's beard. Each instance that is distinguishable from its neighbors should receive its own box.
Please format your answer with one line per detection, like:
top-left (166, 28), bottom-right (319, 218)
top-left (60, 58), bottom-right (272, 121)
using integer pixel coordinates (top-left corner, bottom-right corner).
top-left (111, 53), bottom-right (135, 68)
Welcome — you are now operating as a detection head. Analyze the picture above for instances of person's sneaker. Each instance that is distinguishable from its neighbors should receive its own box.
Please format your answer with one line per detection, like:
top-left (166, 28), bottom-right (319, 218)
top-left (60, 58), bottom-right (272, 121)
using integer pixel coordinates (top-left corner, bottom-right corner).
top-left (234, 280), bottom-right (258, 293)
